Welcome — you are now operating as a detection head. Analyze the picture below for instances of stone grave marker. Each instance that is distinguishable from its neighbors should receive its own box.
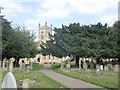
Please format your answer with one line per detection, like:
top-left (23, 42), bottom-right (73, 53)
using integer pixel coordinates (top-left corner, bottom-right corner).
top-left (89, 62), bottom-right (94, 69)
top-left (2, 60), bottom-right (5, 70)
top-left (2, 72), bottom-right (17, 89)
top-left (60, 62), bottom-right (64, 69)
top-left (30, 62), bottom-right (33, 69)
top-left (83, 61), bottom-right (87, 70)
top-left (79, 60), bottom-right (82, 70)
top-left (0, 60), bottom-right (1, 68)
top-left (100, 65), bottom-right (103, 70)
top-left (107, 64), bottom-right (113, 71)
top-left (9, 60), bottom-right (13, 72)
top-left (22, 79), bottom-right (30, 88)
top-left (20, 61), bottom-right (23, 72)
top-left (66, 64), bottom-right (70, 69)
top-left (104, 65), bottom-right (108, 71)
top-left (114, 65), bottom-right (119, 72)
top-left (96, 64), bottom-right (100, 71)
top-left (6, 60), bottom-right (9, 71)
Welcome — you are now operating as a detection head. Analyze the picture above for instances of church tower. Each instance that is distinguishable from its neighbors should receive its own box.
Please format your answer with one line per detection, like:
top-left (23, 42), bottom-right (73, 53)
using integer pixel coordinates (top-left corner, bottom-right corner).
top-left (38, 22), bottom-right (52, 49)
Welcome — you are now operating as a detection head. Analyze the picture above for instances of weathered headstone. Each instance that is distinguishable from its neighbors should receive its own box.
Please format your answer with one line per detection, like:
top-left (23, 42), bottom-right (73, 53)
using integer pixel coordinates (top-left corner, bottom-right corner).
top-left (9, 60), bottom-right (13, 72)
top-left (0, 60), bottom-right (1, 68)
top-left (2, 72), bottom-right (17, 89)
top-left (89, 62), bottom-right (94, 69)
top-left (66, 64), bottom-right (70, 69)
top-left (104, 65), bottom-right (108, 71)
top-left (100, 65), bottom-right (103, 71)
top-left (96, 64), bottom-right (100, 71)
top-left (107, 64), bottom-right (113, 70)
top-left (93, 72), bottom-right (103, 76)
top-left (79, 60), bottom-right (82, 70)
top-left (114, 65), bottom-right (119, 72)
top-left (30, 62), bottom-right (33, 69)
top-left (20, 61), bottom-right (23, 72)
top-left (60, 62), bottom-right (64, 69)
top-left (2, 60), bottom-right (5, 70)
top-left (22, 79), bottom-right (30, 88)
top-left (83, 61), bottom-right (87, 70)
top-left (0, 60), bottom-right (2, 89)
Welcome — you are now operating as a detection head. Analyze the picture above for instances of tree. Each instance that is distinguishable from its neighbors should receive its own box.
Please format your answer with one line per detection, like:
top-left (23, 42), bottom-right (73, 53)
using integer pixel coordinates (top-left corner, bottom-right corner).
top-left (40, 22), bottom-right (118, 66)
top-left (2, 17), bottom-right (38, 59)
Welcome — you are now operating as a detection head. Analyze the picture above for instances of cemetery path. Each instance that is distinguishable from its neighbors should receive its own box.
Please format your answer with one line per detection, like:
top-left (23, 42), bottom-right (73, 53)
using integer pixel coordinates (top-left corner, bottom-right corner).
top-left (40, 64), bottom-right (104, 88)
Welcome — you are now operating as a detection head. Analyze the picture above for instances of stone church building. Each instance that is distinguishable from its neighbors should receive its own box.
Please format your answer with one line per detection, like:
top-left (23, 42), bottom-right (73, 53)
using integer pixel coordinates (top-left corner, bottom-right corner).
top-left (36, 22), bottom-right (65, 64)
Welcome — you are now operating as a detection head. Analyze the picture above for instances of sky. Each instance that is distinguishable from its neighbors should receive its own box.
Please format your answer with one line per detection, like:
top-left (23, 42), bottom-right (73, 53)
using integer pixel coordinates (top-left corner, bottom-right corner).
top-left (0, 0), bottom-right (119, 40)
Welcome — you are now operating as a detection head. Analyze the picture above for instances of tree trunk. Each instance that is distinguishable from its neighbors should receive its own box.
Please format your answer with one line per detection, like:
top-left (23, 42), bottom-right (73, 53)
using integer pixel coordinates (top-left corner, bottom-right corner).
top-left (75, 56), bottom-right (79, 67)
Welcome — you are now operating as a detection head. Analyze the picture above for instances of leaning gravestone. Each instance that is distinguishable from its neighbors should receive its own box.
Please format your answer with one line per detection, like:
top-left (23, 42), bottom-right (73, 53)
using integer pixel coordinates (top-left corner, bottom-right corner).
top-left (2, 72), bottom-right (17, 89)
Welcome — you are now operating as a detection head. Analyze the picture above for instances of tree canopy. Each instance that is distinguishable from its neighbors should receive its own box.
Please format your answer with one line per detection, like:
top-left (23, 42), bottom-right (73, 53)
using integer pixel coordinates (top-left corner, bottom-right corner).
top-left (40, 22), bottom-right (119, 65)
top-left (2, 18), bottom-right (38, 59)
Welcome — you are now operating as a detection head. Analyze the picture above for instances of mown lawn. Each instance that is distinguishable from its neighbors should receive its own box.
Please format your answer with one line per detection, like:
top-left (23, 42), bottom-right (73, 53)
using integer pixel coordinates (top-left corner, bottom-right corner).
top-left (2, 64), bottom-right (67, 88)
top-left (52, 64), bottom-right (119, 89)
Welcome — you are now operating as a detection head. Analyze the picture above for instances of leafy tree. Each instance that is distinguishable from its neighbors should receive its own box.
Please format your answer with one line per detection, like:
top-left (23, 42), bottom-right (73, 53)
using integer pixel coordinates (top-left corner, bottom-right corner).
top-left (40, 22), bottom-right (118, 65)
top-left (2, 17), bottom-right (38, 59)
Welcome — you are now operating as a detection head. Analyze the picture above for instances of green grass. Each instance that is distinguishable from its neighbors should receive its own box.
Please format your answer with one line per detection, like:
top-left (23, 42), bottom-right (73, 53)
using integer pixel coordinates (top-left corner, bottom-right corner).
top-left (52, 64), bottom-right (119, 89)
top-left (2, 64), bottom-right (67, 88)
top-left (32, 64), bottom-right (44, 70)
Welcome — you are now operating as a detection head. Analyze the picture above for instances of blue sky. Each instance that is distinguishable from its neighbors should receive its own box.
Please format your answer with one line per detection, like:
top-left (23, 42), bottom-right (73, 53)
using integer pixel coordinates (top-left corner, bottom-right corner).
top-left (0, 0), bottom-right (119, 40)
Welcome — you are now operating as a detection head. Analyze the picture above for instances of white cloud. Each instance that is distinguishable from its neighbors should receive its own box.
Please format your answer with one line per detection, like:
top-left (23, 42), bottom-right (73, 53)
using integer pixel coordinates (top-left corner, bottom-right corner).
top-left (100, 14), bottom-right (117, 25)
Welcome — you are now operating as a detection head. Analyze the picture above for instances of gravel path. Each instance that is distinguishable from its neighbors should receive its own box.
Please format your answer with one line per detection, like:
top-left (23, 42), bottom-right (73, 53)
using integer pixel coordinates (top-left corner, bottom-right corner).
top-left (40, 64), bottom-right (105, 89)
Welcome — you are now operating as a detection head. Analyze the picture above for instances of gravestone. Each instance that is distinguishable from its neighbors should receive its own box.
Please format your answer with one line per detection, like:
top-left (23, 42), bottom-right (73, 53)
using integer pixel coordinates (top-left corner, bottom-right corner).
top-left (114, 65), bottom-right (119, 72)
top-left (89, 62), bottom-right (94, 69)
top-left (2, 72), bottom-right (17, 89)
top-left (96, 64), bottom-right (100, 71)
top-left (107, 64), bottom-right (113, 71)
top-left (22, 79), bottom-right (30, 88)
top-left (60, 62), bottom-right (64, 69)
top-left (100, 65), bottom-right (103, 70)
top-left (93, 72), bottom-right (103, 76)
top-left (83, 61), bottom-right (87, 70)
top-left (30, 62), bottom-right (33, 69)
top-left (104, 65), bottom-right (108, 71)
top-left (20, 61), bottom-right (23, 72)
top-left (0, 60), bottom-right (1, 68)
top-left (2, 60), bottom-right (5, 70)
top-left (79, 60), bottom-right (82, 70)
top-left (66, 64), bottom-right (70, 69)
top-left (9, 60), bottom-right (13, 72)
